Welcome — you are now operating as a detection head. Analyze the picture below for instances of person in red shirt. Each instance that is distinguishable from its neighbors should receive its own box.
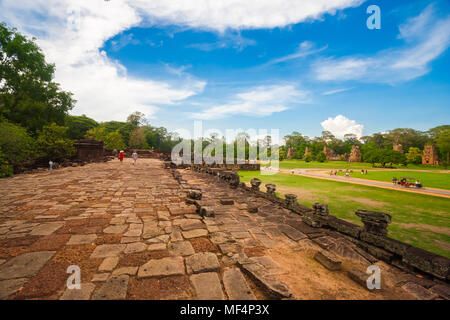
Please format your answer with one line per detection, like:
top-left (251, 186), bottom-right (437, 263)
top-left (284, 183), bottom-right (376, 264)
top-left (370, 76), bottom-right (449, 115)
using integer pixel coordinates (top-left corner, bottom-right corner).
top-left (119, 150), bottom-right (124, 163)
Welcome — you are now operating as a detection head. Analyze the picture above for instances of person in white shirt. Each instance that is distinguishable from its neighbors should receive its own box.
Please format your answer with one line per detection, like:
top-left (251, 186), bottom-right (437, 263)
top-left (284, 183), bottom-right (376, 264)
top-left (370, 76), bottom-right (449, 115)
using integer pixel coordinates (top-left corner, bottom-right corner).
top-left (132, 151), bottom-right (138, 165)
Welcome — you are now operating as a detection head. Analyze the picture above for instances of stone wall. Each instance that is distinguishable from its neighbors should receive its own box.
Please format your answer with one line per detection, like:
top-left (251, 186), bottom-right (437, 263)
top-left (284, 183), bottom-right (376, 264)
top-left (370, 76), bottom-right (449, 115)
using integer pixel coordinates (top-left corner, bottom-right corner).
top-left (183, 164), bottom-right (450, 282)
top-left (74, 139), bottom-right (105, 161)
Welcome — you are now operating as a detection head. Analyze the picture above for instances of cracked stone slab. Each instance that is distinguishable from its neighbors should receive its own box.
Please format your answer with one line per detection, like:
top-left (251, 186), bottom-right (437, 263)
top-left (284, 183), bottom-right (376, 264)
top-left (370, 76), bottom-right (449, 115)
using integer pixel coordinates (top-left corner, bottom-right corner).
top-left (147, 243), bottom-right (167, 251)
top-left (239, 262), bottom-right (293, 299)
top-left (59, 283), bottom-right (96, 300)
top-left (103, 225), bottom-right (128, 234)
top-left (91, 275), bottom-right (129, 300)
top-left (137, 257), bottom-right (185, 278)
top-left (0, 278), bottom-right (29, 299)
top-left (112, 267), bottom-right (138, 276)
top-left (223, 268), bottom-right (256, 300)
top-left (182, 229), bottom-right (208, 239)
top-left (92, 273), bottom-right (110, 282)
top-left (98, 257), bottom-right (119, 272)
top-left (185, 252), bottom-right (220, 274)
top-left (168, 241), bottom-right (195, 256)
top-left (67, 234), bottom-right (97, 245)
top-left (249, 256), bottom-right (286, 275)
top-left (124, 242), bottom-right (147, 254)
top-left (0, 251), bottom-right (56, 280)
top-left (190, 272), bottom-right (224, 300)
top-left (90, 244), bottom-right (125, 258)
top-left (402, 282), bottom-right (439, 300)
top-left (278, 225), bottom-right (307, 241)
top-left (29, 222), bottom-right (64, 236)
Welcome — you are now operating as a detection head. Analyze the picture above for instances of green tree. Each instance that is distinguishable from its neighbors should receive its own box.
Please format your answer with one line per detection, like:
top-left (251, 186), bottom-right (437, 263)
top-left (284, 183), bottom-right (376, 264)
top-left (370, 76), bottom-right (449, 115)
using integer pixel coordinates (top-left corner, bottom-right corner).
top-left (85, 127), bottom-right (108, 141)
top-left (0, 120), bottom-right (37, 172)
top-left (405, 147), bottom-right (422, 164)
top-left (36, 123), bottom-right (75, 161)
top-left (129, 127), bottom-right (148, 149)
top-left (0, 23), bottom-right (75, 133)
top-left (104, 131), bottom-right (126, 150)
top-left (304, 154), bottom-right (312, 162)
top-left (127, 111), bottom-right (146, 126)
top-left (436, 129), bottom-right (450, 165)
top-left (65, 115), bottom-right (98, 140)
top-left (316, 152), bottom-right (327, 163)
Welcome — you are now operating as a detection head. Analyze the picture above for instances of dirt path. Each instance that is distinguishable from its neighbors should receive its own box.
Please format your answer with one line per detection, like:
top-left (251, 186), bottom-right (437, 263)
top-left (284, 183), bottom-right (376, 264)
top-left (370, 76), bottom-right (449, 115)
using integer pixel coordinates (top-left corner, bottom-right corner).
top-left (270, 168), bottom-right (450, 199)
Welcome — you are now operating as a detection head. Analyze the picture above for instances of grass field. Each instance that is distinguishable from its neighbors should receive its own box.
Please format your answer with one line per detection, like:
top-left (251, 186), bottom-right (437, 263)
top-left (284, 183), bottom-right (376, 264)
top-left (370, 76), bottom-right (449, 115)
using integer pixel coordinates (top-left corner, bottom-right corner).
top-left (277, 159), bottom-right (446, 171)
top-left (239, 171), bottom-right (450, 258)
top-left (335, 170), bottom-right (450, 190)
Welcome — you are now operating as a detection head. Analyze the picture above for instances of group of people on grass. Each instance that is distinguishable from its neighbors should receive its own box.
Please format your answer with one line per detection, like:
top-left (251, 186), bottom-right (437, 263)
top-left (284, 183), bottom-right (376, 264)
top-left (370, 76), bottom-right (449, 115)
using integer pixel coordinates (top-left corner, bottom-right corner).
top-left (329, 169), bottom-right (367, 177)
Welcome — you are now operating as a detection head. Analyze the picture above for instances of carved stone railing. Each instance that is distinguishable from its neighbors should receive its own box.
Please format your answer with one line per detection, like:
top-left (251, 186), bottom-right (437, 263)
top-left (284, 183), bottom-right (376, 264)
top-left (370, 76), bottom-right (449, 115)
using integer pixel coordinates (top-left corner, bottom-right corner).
top-left (177, 164), bottom-right (450, 282)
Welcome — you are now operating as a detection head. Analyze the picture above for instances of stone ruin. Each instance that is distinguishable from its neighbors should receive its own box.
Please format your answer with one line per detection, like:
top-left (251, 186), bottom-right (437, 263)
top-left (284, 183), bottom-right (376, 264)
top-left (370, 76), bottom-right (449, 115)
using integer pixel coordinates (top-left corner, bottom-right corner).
top-left (74, 139), bottom-right (105, 161)
top-left (286, 148), bottom-right (295, 159)
top-left (322, 146), bottom-right (343, 161)
top-left (393, 143), bottom-right (404, 153)
top-left (303, 147), bottom-right (311, 159)
top-left (181, 162), bottom-right (450, 283)
top-left (422, 145), bottom-right (440, 166)
top-left (348, 145), bottom-right (362, 162)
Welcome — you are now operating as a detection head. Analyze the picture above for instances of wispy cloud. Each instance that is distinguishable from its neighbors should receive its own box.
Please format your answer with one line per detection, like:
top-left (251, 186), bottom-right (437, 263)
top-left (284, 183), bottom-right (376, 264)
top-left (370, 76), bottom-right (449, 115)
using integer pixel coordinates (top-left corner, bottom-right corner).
top-left (322, 87), bottom-right (354, 95)
top-left (187, 32), bottom-right (256, 51)
top-left (321, 115), bottom-right (364, 138)
top-left (265, 41), bottom-right (327, 66)
top-left (190, 84), bottom-right (310, 120)
top-left (313, 4), bottom-right (450, 84)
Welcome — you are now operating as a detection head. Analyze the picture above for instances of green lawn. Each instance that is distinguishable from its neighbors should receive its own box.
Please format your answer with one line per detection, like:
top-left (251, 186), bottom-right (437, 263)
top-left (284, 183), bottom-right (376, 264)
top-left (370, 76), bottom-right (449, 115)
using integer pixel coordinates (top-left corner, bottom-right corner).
top-left (335, 170), bottom-right (450, 190)
top-left (277, 159), bottom-right (446, 171)
top-left (239, 171), bottom-right (450, 258)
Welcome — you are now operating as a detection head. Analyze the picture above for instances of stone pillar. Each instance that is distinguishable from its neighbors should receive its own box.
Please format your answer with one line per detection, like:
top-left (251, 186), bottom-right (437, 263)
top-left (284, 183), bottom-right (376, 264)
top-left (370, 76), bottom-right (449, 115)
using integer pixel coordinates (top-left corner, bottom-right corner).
top-left (250, 178), bottom-right (262, 191)
top-left (313, 203), bottom-right (329, 216)
top-left (265, 184), bottom-right (276, 197)
top-left (285, 194), bottom-right (298, 208)
top-left (355, 210), bottom-right (391, 236)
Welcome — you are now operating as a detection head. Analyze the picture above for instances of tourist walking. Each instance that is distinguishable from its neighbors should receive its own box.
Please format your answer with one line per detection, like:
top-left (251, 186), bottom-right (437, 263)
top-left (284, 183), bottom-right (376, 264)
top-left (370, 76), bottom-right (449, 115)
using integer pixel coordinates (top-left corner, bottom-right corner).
top-left (132, 150), bottom-right (138, 165)
top-left (49, 160), bottom-right (53, 171)
top-left (119, 150), bottom-right (124, 163)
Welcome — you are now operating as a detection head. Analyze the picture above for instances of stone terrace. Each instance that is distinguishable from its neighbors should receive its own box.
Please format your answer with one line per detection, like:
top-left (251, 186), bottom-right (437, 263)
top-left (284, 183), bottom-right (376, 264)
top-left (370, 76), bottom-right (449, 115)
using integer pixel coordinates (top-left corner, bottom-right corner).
top-left (0, 158), bottom-right (448, 300)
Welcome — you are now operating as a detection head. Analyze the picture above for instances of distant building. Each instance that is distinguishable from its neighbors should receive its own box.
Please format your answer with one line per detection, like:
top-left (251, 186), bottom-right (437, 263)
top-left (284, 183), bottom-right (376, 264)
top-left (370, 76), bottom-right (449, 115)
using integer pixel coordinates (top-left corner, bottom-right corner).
top-left (74, 139), bottom-right (105, 161)
top-left (393, 143), bottom-right (403, 153)
top-left (422, 145), bottom-right (440, 165)
top-left (304, 147), bottom-right (311, 159)
top-left (348, 145), bottom-right (362, 162)
top-left (287, 148), bottom-right (295, 159)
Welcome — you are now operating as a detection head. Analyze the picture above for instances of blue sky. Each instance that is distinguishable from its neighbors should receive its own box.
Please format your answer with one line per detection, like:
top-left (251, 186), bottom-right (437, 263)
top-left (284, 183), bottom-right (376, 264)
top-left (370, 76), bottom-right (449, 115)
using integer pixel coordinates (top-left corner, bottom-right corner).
top-left (1, 0), bottom-right (449, 140)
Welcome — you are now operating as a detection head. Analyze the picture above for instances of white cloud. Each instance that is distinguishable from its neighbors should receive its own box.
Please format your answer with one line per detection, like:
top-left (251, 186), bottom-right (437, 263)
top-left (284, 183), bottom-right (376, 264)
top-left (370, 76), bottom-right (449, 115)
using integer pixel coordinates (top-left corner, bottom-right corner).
top-left (322, 87), bottom-right (354, 95)
top-left (313, 5), bottom-right (450, 83)
top-left (321, 115), bottom-right (363, 138)
top-left (0, 0), bottom-right (206, 121)
top-left (0, 0), bottom-right (364, 121)
top-left (190, 85), bottom-right (310, 120)
top-left (131, 0), bottom-right (364, 32)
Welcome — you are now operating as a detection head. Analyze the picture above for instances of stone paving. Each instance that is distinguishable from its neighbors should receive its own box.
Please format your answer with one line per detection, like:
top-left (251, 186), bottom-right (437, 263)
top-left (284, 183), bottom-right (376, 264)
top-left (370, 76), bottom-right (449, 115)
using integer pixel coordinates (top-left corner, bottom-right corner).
top-left (0, 158), bottom-right (448, 300)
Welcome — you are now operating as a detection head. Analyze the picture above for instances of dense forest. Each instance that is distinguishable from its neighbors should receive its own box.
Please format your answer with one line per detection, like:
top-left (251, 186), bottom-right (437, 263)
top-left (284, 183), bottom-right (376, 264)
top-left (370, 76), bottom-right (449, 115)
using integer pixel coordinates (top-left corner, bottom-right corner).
top-left (1, 23), bottom-right (449, 178)
top-left (0, 23), bottom-right (181, 176)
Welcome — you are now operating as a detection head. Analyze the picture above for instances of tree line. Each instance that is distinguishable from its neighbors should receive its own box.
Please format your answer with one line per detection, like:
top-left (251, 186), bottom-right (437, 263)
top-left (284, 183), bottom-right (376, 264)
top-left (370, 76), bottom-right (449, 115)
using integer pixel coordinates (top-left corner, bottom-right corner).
top-left (0, 23), bottom-right (181, 177)
top-left (280, 127), bottom-right (450, 167)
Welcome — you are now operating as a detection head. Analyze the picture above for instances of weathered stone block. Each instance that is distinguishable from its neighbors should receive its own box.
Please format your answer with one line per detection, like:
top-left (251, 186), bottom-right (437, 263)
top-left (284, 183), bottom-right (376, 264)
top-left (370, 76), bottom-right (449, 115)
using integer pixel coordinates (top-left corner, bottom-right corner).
top-left (190, 272), bottom-right (224, 300)
top-left (185, 252), bottom-right (220, 274)
top-left (402, 246), bottom-right (450, 280)
top-left (314, 250), bottom-right (342, 271)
